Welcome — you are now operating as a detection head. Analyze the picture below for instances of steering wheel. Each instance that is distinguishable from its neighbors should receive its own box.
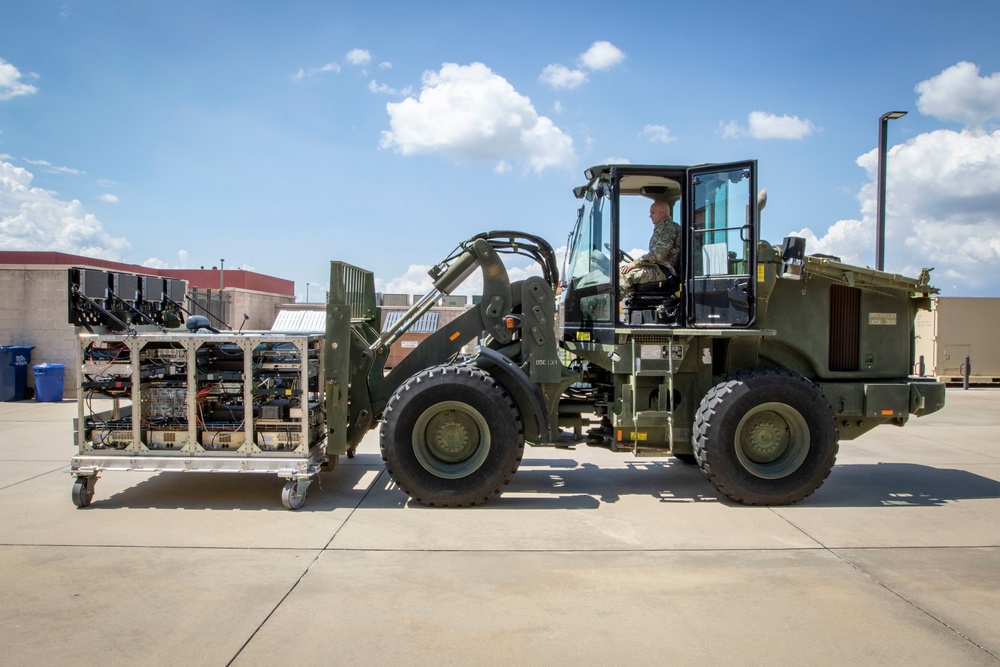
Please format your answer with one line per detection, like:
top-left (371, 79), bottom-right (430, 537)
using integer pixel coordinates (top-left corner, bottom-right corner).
top-left (605, 243), bottom-right (633, 264)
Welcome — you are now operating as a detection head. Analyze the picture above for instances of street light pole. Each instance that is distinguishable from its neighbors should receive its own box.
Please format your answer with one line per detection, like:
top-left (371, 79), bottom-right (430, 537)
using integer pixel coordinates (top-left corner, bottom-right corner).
top-left (875, 111), bottom-right (907, 271)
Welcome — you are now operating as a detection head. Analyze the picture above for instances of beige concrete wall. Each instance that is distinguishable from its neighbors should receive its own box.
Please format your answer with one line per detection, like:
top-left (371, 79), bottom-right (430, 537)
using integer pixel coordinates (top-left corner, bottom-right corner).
top-left (229, 290), bottom-right (289, 330)
top-left (0, 267), bottom-right (78, 398)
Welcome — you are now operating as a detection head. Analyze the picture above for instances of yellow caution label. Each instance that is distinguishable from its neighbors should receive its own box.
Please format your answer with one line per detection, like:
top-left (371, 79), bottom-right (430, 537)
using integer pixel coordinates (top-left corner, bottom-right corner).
top-left (757, 265), bottom-right (765, 282)
top-left (576, 331), bottom-right (591, 341)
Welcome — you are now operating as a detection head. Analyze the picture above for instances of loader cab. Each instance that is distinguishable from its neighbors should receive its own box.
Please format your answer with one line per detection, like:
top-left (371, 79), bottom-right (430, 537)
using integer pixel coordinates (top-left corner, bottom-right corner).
top-left (561, 161), bottom-right (758, 342)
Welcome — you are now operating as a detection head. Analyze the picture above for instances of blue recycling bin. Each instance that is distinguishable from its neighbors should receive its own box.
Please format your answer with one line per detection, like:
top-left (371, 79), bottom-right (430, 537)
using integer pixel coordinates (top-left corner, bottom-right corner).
top-left (34, 363), bottom-right (66, 402)
top-left (0, 345), bottom-right (35, 401)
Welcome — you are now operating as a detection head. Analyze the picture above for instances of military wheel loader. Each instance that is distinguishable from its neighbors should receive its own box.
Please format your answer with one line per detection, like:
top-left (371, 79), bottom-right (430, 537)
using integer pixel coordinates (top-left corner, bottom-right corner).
top-left (325, 160), bottom-right (945, 507)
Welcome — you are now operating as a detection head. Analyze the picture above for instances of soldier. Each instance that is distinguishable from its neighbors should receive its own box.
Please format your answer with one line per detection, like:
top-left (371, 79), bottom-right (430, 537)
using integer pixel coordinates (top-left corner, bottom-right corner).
top-left (619, 199), bottom-right (681, 295)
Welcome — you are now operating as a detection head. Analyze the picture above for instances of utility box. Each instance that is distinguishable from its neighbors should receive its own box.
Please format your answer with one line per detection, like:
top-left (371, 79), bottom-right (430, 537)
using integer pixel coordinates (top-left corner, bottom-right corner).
top-left (915, 297), bottom-right (1000, 383)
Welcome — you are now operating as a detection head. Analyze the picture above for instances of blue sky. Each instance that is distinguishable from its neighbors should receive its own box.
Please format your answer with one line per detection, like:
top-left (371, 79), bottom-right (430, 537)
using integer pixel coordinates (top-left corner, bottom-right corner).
top-left (2, 0), bottom-right (1000, 299)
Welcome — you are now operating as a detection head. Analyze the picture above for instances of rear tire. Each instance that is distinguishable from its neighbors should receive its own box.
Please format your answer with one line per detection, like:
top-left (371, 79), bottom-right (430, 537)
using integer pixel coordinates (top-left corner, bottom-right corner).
top-left (380, 365), bottom-right (524, 507)
top-left (693, 367), bottom-right (838, 505)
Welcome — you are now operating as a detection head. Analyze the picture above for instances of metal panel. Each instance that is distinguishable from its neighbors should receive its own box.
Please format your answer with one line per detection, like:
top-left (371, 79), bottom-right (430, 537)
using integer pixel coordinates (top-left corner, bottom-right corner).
top-left (81, 269), bottom-right (109, 299)
top-left (165, 278), bottom-right (185, 302)
top-left (113, 273), bottom-right (139, 300)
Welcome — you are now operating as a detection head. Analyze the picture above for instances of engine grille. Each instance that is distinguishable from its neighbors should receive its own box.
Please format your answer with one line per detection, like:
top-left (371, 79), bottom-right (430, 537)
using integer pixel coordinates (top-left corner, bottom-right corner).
top-left (829, 284), bottom-right (860, 372)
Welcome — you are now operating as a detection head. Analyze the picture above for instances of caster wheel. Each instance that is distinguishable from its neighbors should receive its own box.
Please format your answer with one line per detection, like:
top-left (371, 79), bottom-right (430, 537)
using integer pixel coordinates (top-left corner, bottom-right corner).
top-left (72, 476), bottom-right (95, 508)
top-left (281, 480), bottom-right (308, 510)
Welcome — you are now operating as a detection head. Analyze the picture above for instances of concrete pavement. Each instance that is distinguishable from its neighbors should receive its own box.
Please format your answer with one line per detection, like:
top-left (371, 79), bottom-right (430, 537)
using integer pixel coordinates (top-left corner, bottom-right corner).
top-left (1, 391), bottom-right (999, 665)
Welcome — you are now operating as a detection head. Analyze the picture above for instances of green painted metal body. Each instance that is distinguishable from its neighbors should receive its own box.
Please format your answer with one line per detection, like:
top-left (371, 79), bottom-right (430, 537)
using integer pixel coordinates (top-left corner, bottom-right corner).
top-left (324, 162), bottom-right (945, 468)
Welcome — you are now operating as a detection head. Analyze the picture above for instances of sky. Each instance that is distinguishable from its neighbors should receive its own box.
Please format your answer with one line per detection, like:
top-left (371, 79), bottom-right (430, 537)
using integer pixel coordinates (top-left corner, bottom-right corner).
top-left (2, 0), bottom-right (1000, 300)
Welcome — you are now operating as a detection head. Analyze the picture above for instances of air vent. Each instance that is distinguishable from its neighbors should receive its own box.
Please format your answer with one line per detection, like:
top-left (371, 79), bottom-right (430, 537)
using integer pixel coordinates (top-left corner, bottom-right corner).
top-left (829, 284), bottom-right (860, 371)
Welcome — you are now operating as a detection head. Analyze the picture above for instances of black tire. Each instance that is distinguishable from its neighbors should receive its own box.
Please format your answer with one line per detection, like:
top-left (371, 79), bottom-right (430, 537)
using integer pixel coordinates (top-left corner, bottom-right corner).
top-left (72, 476), bottom-right (94, 508)
top-left (693, 367), bottom-right (838, 505)
top-left (380, 365), bottom-right (524, 507)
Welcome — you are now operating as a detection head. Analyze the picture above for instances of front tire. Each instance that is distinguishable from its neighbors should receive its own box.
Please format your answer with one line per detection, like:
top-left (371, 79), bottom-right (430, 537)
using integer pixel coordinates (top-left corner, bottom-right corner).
top-left (693, 367), bottom-right (838, 505)
top-left (381, 365), bottom-right (524, 507)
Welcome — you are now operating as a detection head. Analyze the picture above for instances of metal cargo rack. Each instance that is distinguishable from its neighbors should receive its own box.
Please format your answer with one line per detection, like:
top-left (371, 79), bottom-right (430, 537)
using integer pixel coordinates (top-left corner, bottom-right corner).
top-left (71, 331), bottom-right (327, 509)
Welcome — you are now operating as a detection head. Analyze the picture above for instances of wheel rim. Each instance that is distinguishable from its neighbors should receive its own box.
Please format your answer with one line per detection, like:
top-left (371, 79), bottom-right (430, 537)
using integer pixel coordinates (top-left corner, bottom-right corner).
top-left (412, 401), bottom-right (491, 479)
top-left (734, 402), bottom-right (810, 479)
top-left (283, 482), bottom-right (305, 508)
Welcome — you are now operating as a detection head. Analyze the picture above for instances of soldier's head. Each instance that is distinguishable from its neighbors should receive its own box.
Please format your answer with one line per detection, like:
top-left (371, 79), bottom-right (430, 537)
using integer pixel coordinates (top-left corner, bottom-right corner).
top-left (649, 200), bottom-right (672, 225)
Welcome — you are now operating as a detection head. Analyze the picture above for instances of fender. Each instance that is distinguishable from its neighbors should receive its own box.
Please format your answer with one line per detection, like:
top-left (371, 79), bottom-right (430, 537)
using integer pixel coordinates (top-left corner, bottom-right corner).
top-left (474, 345), bottom-right (550, 444)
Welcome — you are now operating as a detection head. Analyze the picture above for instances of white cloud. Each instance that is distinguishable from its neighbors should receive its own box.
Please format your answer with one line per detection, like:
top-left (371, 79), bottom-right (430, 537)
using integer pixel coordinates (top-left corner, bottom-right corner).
top-left (380, 62), bottom-right (575, 173)
top-left (720, 120), bottom-right (742, 139)
top-left (379, 61), bottom-right (392, 70)
top-left (142, 250), bottom-right (189, 270)
top-left (377, 248), bottom-right (567, 297)
top-left (291, 62), bottom-right (340, 81)
top-left (747, 112), bottom-right (817, 139)
top-left (494, 160), bottom-right (511, 174)
top-left (377, 263), bottom-right (435, 295)
top-left (368, 80), bottom-right (412, 96)
top-left (23, 158), bottom-right (84, 175)
top-left (601, 156), bottom-right (631, 164)
top-left (789, 128), bottom-right (1000, 292)
top-left (642, 124), bottom-right (676, 143)
top-left (0, 159), bottom-right (130, 259)
top-left (723, 112), bottom-right (817, 140)
top-left (539, 41), bottom-right (624, 90)
top-left (98, 193), bottom-right (119, 203)
top-left (0, 58), bottom-right (38, 101)
top-left (539, 64), bottom-right (588, 90)
top-left (579, 41), bottom-right (625, 71)
top-left (916, 61), bottom-right (1000, 128)
top-left (346, 49), bottom-right (372, 66)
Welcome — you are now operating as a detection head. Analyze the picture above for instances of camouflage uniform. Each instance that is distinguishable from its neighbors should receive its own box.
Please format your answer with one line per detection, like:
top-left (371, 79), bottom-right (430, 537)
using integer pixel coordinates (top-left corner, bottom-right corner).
top-left (620, 218), bottom-right (681, 294)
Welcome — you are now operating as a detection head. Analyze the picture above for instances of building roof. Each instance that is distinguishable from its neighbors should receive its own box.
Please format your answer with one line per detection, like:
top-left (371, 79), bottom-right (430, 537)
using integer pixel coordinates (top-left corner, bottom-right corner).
top-left (0, 250), bottom-right (293, 296)
top-left (271, 310), bottom-right (326, 333)
top-left (382, 310), bottom-right (439, 334)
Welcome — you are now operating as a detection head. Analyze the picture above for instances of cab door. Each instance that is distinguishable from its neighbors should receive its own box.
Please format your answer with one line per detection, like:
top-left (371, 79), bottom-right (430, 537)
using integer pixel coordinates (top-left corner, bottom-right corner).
top-left (686, 161), bottom-right (758, 327)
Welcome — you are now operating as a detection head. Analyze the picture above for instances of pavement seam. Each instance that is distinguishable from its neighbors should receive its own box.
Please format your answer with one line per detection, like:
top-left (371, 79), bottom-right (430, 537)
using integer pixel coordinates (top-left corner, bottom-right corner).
top-left (769, 507), bottom-right (999, 659)
top-left (224, 468), bottom-right (386, 666)
top-left (771, 507), bottom-right (998, 661)
top-left (829, 548), bottom-right (1000, 662)
top-left (0, 464), bottom-right (68, 491)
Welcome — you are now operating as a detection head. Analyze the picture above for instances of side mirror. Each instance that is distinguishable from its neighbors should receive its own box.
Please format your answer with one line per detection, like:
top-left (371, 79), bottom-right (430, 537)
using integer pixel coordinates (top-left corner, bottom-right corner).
top-left (779, 236), bottom-right (806, 280)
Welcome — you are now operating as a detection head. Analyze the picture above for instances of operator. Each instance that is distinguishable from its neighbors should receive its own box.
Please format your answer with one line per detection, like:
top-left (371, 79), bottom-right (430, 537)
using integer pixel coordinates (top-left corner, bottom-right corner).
top-left (619, 199), bottom-right (681, 295)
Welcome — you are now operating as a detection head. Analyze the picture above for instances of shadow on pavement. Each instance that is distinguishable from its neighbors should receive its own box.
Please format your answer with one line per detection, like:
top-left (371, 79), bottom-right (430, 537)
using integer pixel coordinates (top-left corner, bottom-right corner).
top-left (808, 463), bottom-right (1000, 507)
top-left (84, 462), bottom-right (382, 512)
top-left (76, 457), bottom-right (1000, 512)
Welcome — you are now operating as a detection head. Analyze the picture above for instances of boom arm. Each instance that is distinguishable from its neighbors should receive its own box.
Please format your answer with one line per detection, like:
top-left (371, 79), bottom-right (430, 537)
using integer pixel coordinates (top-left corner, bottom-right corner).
top-left (326, 231), bottom-right (561, 455)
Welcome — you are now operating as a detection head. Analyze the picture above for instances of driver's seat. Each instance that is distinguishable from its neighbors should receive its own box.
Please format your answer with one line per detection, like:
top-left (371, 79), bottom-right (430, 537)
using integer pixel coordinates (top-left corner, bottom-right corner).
top-left (624, 269), bottom-right (681, 325)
